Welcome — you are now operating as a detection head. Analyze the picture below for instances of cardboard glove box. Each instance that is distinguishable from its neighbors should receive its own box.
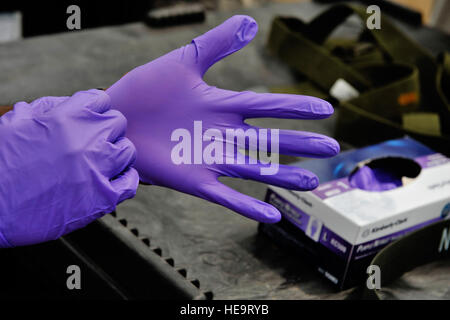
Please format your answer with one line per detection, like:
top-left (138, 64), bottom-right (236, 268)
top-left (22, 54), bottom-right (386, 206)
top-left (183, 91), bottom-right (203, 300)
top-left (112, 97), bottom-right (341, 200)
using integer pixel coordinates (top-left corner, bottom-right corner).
top-left (260, 137), bottom-right (450, 290)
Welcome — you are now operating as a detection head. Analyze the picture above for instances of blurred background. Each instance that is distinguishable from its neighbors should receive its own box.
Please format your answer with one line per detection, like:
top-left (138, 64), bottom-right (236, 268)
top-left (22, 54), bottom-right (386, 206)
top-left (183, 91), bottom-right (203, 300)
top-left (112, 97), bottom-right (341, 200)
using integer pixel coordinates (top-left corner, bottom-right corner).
top-left (0, 0), bottom-right (449, 42)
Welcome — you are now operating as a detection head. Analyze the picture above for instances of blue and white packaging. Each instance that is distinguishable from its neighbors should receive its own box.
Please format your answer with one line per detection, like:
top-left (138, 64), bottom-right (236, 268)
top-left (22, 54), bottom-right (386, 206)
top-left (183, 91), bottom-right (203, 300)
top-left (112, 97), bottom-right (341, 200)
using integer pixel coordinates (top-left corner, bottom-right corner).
top-left (260, 137), bottom-right (450, 289)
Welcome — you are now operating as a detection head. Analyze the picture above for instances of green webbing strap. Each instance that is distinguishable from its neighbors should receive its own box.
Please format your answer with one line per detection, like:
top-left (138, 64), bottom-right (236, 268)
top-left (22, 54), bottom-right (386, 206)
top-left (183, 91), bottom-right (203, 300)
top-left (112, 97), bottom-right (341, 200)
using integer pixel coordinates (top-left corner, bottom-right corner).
top-left (349, 63), bottom-right (420, 119)
top-left (308, 4), bottom-right (435, 65)
top-left (325, 39), bottom-right (386, 66)
top-left (364, 219), bottom-right (450, 300)
top-left (269, 17), bottom-right (423, 123)
top-left (336, 100), bottom-right (450, 154)
top-left (336, 51), bottom-right (450, 154)
top-left (307, 4), bottom-right (441, 113)
top-left (402, 113), bottom-right (441, 136)
top-left (267, 16), bottom-right (372, 92)
top-left (266, 7), bottom-right (423, 114)
top-left (268, 3), bottom-right (435, 93)
top-left (271, 81), bottom-right (328, 100)
top-left (267, 4), bottom-right (450, 152)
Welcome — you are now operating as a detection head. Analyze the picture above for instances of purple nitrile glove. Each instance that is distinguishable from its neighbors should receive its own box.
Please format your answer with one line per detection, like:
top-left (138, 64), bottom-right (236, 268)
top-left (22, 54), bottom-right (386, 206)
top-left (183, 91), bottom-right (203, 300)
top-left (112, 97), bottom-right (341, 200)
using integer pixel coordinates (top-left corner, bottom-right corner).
top-left (0, 89), bottom-right (139, 248)
top-left (349, 165), bottom-right (402, 191)
top-left (106, 15), bottom-right (340, 223)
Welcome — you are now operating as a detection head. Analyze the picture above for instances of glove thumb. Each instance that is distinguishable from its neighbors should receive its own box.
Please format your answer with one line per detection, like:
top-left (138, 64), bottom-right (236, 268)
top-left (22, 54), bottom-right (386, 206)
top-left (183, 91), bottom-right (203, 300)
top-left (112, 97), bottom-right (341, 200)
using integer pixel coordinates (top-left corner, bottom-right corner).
top-left (190, 15), bottom-right (258, 76)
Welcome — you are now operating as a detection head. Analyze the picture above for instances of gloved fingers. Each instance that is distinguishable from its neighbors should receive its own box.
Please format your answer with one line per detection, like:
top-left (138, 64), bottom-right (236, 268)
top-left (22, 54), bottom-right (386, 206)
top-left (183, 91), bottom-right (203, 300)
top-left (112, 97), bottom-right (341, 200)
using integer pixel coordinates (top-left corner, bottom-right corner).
top-left (110, 167), bottom-right (139, 204)
top-left (12, 97), bottom-right (69, 117)
top-left (10, 101), bottom-right (32, 116)
top-left (98, 109), bottom-right (128, 142)
top-left (198, 180), bottom-right (281, 223)
top-left (222, 162), bottom-right (319, 191)
top-left (187, 15), bottom-right (258, 76)
top-left (349, 166), bottom-right (402, 191)
top-left (230, 125), bottom-right (340, 158)
top-left (58, 89), bottom-right (111, 114)
top-left (218, 89), bottom-right (334, 120)
top-left (30, 96), bottom-right (69, 113)
top-left (274, 129), bottom-right (340, 158)
top-left (100, 137), bottom-right (137, 178)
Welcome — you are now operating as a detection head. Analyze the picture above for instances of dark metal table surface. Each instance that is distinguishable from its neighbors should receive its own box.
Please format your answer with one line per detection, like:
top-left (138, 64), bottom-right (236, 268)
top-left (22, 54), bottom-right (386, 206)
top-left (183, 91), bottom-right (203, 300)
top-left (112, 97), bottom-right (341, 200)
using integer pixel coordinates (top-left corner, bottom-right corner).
top-left (1, 2), bottom-right (449, 299)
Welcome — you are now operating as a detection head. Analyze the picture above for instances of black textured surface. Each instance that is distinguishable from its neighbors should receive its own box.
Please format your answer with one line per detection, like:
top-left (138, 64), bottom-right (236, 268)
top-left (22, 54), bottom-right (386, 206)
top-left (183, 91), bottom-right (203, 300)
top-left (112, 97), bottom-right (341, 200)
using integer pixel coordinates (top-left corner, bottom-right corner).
top-left (1, 2), bottom-right (449, 299)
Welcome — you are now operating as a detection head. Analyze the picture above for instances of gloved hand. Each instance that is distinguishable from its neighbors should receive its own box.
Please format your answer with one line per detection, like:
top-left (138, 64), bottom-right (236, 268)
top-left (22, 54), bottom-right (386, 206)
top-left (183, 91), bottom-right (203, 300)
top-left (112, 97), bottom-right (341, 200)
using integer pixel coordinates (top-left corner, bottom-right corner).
top-left (107, 15), bottom-right (340, 223)
top-left (0, 89), bottom-right (139, 248)
top-left (349, 165), bottom-right (402, 191)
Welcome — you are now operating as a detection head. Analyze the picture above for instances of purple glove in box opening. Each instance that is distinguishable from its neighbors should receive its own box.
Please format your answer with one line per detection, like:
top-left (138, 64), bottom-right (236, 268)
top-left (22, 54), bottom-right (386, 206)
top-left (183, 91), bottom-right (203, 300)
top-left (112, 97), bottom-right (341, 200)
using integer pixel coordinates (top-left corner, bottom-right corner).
top-left (259, 137), bottom-right (450, 290)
